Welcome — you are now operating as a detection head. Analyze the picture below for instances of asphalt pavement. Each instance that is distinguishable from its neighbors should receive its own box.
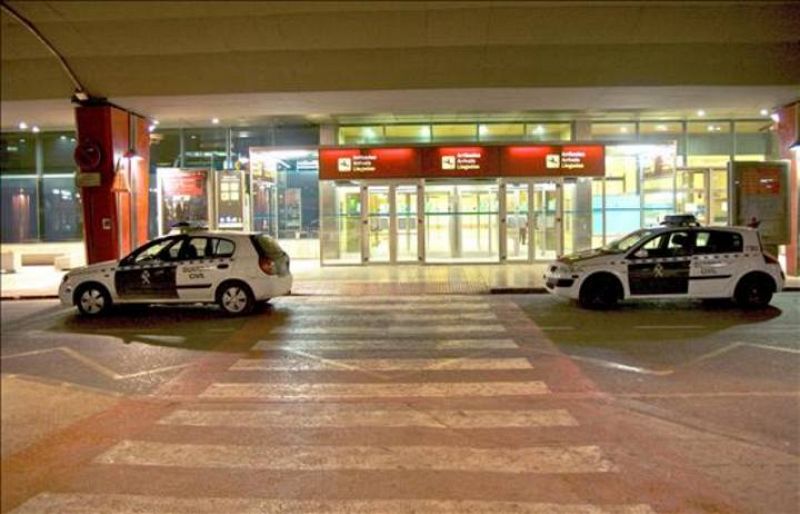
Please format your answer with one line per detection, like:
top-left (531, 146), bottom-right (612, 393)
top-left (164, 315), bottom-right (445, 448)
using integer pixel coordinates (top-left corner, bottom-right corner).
top-left (1, 293), bottom-right (798, 513)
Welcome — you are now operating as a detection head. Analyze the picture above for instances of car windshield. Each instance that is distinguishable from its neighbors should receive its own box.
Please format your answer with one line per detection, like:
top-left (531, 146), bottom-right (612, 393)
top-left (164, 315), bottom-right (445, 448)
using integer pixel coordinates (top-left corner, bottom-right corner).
top-left (602, 229), bottom-right (659, 253)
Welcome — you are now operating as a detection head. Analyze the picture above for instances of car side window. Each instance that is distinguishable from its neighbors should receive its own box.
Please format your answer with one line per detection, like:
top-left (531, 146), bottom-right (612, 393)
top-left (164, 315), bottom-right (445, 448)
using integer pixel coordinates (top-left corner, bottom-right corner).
top-left (693, 231), bottom-right (743, 255)
top-left (631, 231), bottom-right (692, 259)
top-left (179, 237), bottom-right (210, 260)
top-left (209, 238), bottom-right (235, 257)
top-left (128, 237), bottom-right (181, 264)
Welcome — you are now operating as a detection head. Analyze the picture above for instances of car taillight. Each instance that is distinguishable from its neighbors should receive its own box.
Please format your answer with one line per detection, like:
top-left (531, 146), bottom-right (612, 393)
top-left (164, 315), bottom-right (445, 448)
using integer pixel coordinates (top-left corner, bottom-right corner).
top-left (763, 252), bottom-right (779, 265)
top-left (259, 256), bottom-right (275, 275)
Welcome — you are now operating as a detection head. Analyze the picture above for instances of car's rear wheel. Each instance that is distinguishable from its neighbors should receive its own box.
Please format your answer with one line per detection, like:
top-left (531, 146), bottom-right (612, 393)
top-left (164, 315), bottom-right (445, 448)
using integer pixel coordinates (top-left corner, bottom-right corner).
top-left (578, 274), bottom-right (621, 310)
top-left (734, 274), bottom-right (773, 309)
top-left (216, 281), bottom-right (255, 316)
top-left (75, 283), bottom-right (112, 316)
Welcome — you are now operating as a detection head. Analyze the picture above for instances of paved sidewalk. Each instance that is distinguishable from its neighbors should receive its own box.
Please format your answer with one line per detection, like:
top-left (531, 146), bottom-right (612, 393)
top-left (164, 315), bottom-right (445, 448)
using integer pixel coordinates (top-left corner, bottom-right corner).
top-left (0, 261), bottom-right (550, 299)
top-left (2, 261), bottom-right (798, 299)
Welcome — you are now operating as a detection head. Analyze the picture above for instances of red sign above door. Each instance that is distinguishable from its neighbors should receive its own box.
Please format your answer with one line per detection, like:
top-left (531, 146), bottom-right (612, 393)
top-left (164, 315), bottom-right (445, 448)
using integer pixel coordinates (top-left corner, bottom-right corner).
top-left (319, 144), bottom-right (604, 180)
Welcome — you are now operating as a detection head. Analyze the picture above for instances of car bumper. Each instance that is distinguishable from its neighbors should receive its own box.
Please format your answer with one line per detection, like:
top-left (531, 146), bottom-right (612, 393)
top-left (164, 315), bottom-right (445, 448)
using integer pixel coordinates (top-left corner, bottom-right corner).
top-left (251, 274), bottom-right (293, 300)
top-left (58, 280), bottom-right (73, 307)
top-left (543, 273), bottom-right (580, 299)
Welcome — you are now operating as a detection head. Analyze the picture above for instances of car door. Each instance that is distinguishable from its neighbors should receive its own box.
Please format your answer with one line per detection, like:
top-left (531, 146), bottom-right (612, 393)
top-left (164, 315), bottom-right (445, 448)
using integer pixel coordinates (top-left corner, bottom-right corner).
top-left (115, 236), bottom-right (183, 301)
top-left (627, 230), bottom-right (694, 296)
top-left (689, 230), bottom-right (743, 297)
top-left (175, 236), bottom-right (235, 301)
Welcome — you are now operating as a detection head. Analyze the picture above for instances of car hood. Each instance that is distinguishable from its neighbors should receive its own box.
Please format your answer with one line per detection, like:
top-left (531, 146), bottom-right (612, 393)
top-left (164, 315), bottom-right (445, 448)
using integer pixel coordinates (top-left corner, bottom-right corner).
top-left (67, 259), bottom-right (118, 276)
top-left (558, 248), bottom-right (621, 266)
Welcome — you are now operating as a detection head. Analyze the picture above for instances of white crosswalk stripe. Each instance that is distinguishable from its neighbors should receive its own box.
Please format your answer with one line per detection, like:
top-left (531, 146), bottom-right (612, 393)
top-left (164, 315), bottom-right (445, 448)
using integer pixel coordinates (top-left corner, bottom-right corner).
top-left (12, 493), bottom-right (658, 514)
top-left (200, 381), bottom-right (550, 399)
top-left (271, 325), bottom-right (507, 336)
top-left (254, 338), bottom-right (519, 351)
top-left (230, 356), bottom-right (533, 371)
top-left (96, 440), bottom-right (617, 473)
top-left (277, 295), bottom-right (488, 304)
top-left (286, 302), bottom-right (492, 311)
top-left (283, 312), bottom-right (498, 322)
top-left (158, 407), bottom-right (578, 428)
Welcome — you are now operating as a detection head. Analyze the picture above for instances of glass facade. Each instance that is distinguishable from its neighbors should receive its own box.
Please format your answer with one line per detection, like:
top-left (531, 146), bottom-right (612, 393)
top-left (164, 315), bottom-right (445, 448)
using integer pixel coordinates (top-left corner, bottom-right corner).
top-left (0, 117), bottom-right (779, 258)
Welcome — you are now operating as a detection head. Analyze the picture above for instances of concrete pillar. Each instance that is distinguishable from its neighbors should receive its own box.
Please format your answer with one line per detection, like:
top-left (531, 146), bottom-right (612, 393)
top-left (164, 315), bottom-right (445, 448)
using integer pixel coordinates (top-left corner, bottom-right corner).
top-left (74, 105), bottom-right (150, 264)
top-left (776, 102), bottom-right (799, 276)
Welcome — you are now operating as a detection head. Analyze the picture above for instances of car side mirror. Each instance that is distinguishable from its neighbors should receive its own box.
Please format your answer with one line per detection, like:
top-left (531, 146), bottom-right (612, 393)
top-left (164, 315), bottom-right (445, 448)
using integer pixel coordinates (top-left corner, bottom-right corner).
top-left (633, 249), bottom-right (648, 259)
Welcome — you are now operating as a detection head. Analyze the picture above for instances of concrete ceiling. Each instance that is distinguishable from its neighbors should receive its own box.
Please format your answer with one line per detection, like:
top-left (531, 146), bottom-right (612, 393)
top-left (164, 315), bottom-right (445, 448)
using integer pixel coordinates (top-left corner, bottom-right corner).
top-left (2, 1), bottom-right (799, 130)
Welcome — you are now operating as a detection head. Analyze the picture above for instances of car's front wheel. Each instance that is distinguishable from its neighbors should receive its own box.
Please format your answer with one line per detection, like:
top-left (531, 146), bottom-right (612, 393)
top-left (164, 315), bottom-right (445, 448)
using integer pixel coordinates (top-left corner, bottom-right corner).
top-left (75, 283), bottom-right (112, 316)
top-left (216, 281), bottom-right (255, 316)
top-left (578, 273), bottom-right (622, 310)
top-left (734, 274), bottom-right (773, 309)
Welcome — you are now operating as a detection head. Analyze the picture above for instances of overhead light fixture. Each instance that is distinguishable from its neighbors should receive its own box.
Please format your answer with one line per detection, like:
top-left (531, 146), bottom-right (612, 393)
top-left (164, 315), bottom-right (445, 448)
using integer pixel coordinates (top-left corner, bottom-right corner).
top-left (697, 110), bottom-right (706, 117)
top-left (655, 124), bottom-right (668, 131)
top-left (32, 126), bottom-right (40, 133)
top-left (770, 113), bottom-right (780, 123)
top-left (18, 121), bottom-right (28, 130)
top-left (148, 124), bottom-right (156, 133)
top-left (59, 135), bottom-right (67, 140)
top-left (211, 118), bottom-right (220, 125)
top-left (153, 120), bottom-right (160, 125)
top-left (619, 126), bottom-right (628, 133)
top-left (760, 109), bottom-right (769, 116)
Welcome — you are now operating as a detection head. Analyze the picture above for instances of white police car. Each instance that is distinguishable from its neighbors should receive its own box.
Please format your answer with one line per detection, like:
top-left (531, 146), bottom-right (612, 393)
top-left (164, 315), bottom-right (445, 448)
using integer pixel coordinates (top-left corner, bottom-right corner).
top-left (545, 220), bottom-right (784, 309)
top-left (59, 230), bottom-right (292, 316)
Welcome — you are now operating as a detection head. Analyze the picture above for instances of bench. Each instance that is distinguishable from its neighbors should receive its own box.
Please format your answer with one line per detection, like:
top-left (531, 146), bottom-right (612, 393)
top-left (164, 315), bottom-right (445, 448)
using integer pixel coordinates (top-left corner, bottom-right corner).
top-left (53, 255), bottom-right (73, 271)
top-left (1, 251), bottom-right (21, 273)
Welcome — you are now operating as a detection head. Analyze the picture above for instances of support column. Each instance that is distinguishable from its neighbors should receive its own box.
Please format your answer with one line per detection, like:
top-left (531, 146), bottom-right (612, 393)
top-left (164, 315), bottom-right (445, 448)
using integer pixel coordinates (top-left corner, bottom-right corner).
top-left (776, 102), bottom-right (799, 276)
top-left (74, 105), bottom-right (150, 264)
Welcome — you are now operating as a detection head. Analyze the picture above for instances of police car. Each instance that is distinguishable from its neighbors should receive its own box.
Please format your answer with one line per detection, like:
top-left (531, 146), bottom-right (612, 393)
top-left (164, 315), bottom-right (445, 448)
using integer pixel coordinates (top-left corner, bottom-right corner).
top-left (545, 216), bottom-right (784, 309)
top-left (59, 229), bottom-right (292, 316)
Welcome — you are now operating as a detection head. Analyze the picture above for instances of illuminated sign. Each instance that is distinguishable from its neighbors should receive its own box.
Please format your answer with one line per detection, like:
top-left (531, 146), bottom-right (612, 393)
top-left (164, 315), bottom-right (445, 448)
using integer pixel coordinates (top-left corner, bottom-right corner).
top-left (319, 144), bottom-right (604, 179)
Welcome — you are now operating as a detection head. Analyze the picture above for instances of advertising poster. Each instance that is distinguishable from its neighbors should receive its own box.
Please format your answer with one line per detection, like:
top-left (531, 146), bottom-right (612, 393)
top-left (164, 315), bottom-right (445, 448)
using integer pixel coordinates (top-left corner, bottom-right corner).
top-left (729, 161), bottom-right (790, 246)
top-left (157, 168), bottom-right (209, 235)
top-left (217, 170), bottom-right (244, 229)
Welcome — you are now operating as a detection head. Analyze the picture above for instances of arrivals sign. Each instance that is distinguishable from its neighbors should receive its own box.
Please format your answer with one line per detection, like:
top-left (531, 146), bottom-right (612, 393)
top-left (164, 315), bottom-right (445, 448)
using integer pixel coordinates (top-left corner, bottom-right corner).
top-left (319, 144), bottom-right (604, 180)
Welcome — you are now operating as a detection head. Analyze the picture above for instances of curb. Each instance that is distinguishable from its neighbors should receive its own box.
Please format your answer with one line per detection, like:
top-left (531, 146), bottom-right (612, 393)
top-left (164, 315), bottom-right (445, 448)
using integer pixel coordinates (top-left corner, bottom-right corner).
top-left (1, 295), bottom-right (60, 301)
top-left (490, 287), bottom-right (548, 295)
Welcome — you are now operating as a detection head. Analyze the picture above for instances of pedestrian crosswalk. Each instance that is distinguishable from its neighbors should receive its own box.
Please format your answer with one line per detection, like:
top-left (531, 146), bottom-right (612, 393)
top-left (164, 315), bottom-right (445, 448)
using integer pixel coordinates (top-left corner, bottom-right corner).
top-left (10, 295), bottom-right (657, 513)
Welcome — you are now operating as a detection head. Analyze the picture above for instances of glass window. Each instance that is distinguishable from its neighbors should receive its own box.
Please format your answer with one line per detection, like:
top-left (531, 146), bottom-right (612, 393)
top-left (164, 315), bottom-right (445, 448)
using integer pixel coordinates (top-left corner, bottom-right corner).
top-left (639, 122), bottom-right (684, 158)
top-left (431, 124), bottom-right (477, 142)
top-left (591, 122), bottom-right (636, 142)
top-left (641, 145), bottom-right (678, 227)
top-left (150, 129), bottom-right (181, 168)
top-left (42, 176), bottom-right (82, 241)
top-left (634, 230), bottom-right (691, 258)
top-left (385, 125), bottom-right (431, 143)
top-left (694, 230), bottom-right (742, 254)
top-left (181, 237), bottom-right (211, 259)
top-left (274, 125), bottom-right (318, 146)
top-left (124, 236), bottom-right (180, 264)
top-left (211, 238), bottom-right (235, 257)
top-left (525, 123), bottom-right (572, 141)
top-left (183, 128), bottom-right (228, 170)
top-left (338, 126), bottom-right (384, 145)
top-left (687, 122), bottom-right (732, 167)
top-left (1, 133), bottom-right (36, 174)
top-left (1, 177), bottom-right (39, 242)
top-left (41, 132), bottom-right (77, 174)
top-left (320, 181), bottom-right (362, 264)
top-left (734, 121), bottom-right (774, 161)
top-left (604, 146), bottom-right (641, 241)
top-left (478, 124), bottom-right (524, 141)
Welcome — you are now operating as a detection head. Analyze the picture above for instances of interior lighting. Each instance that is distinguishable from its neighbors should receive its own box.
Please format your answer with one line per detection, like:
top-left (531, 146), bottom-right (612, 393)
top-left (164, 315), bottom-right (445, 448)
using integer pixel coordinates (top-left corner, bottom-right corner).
top-left (148, 124), bottom-right (156, 133)
top-left (697, 110), bottom-right (706, 117)
top-left (59, 135), bottom-right (67, 140)
top-left (619, 126), bottom-right (628, 133)
top-left (32, 126), bottom-right (40, 133)
top-left (153, 120), bottom-right (160, 125)
top-left (211, 118), bottom-right (220, 124)
top-left (18, 121), bottom-right (28, 130)
top-left (760, 109), bottom-right (769, 116)
top-left (770, 113), bottom-right (780, 123)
